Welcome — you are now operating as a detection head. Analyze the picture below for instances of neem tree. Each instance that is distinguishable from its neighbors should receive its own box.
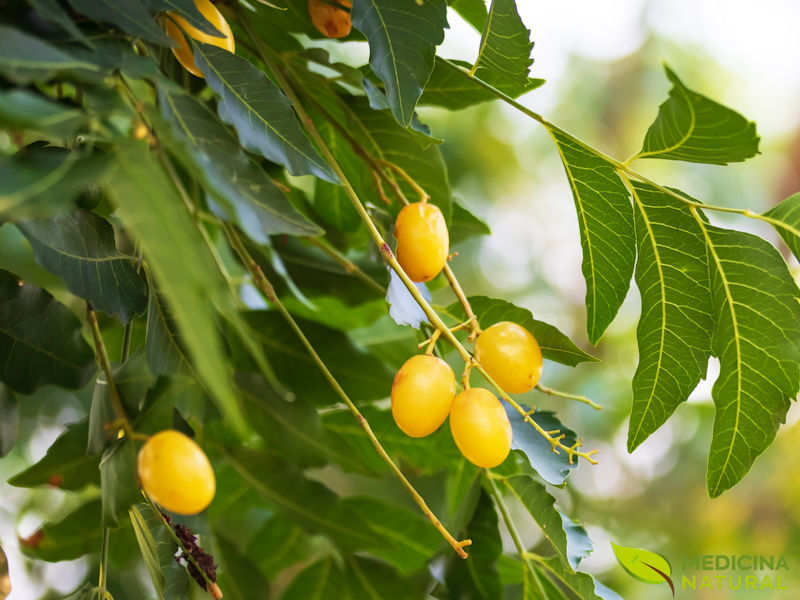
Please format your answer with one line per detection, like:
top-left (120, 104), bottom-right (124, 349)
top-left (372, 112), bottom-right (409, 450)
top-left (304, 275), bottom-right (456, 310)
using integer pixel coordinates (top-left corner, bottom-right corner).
top-left (1, 0), bottom-right (799, 598)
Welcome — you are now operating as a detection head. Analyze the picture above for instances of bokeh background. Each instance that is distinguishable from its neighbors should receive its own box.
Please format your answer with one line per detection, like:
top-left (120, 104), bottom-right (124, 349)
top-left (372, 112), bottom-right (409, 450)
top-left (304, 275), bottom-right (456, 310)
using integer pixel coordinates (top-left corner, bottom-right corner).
top-left (2, 0), bottom-right (800, 598)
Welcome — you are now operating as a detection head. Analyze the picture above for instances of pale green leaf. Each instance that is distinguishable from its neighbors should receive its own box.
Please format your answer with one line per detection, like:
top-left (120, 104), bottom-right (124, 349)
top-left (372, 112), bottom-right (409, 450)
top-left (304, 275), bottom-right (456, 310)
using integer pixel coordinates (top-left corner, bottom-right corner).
top-left (449, 0), bottom-right (488, 31)
top-left (129, 506), bottom-right (166, 600)
top-left (450, 200), bottom-right (491, 245)
top-left (470, 0), bottom-right (533, 89)
top-left (611, 542), bottom-right (672, 583)
top-left (763, 192), bottom-right (800, 261)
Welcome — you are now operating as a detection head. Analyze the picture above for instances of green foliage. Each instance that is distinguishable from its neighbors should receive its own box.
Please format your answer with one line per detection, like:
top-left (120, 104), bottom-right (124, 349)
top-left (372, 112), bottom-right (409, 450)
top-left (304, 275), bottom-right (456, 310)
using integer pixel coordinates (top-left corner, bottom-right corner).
top-left (764, 192), bottom-right (800, 260)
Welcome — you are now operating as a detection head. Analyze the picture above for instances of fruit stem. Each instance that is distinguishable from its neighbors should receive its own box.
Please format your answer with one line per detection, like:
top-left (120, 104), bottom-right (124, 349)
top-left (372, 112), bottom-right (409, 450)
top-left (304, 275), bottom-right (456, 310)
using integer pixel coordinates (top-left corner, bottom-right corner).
top-left (424, 329), bottom-right (441, 355)
top-left (378, 159), bottom-right (430, 203)
top-left (535, 384), bottom-right (603, 410)
top-left (442, 264), bottom-right (481, 341)
top-left (461, 360), bottom-right (473, 389)
top-left (224, 222), bottom-right (472, 558)
top-left (485, 473), bottom-right (550, 600)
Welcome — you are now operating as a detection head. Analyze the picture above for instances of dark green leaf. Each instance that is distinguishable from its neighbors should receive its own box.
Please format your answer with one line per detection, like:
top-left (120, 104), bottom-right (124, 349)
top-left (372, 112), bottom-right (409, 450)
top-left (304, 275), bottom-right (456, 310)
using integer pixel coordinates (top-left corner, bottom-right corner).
top-left (146, 0), bottom-right (224, 37)
top-left (637, 65), bottom-right (759, 165)
top-left (627, 182), bottom-right (713, 451)
top-left (505, 410), bottom-right (578, 485)
top-left (69, 38), bottom-right (165, 82)
top-left (450, 200), bottom-right (491, 245)
top-left (549, 126), bottom-right (635, 343)
top-left (65, 0), bottom-right (174, 46)
top-left (156, 87), bottom-right (322, 239)
top-left (351, 0), bottom-right (448, 126)
top-left (0, 89), bottom-right (87, 138)
top-left (345, 556), bottom-right (430, 600)
top-left (764, 192), bottom-right (800, 261)
top-left (244, 516), bottom-right (311, 579)
top-left (281, 558), bottom-right (345, 600)
top-left (145, 287), bottom-right (191, 376)
top-left (0, 385), bottom-right (18, 456)
top-left (215, 535), bottom-right (270, 600)
top-left (448, 296), bottom-right (598, 366)
top-left (18, 210), bottom-right (147, 323)
top-left (470, 0), bottom-right (533, 90)
top-left (193, 43), bottom-right (336, 181)
top-left (360, 77), bottom-right (441, 146)
top-left (446, 489), bottom-right (502, 599)
top-left (8, 420), bottom-right (99, 489)
top-left (700, 223), bottom-right (800, 496)
top-left (0, 25), bottom-right (98, 83)
top-left (19, 500), bottom-right (103, 562)
top-left (87, 376), bottom-right (112, 455)
top-left (100, 438), bottom-right (140, 525)
top-left (420, 57), bottom-right (544, 110)
top-left (449, 0), bottom-right (488, 31)
top-left (28, 0), bottom-right (94, 47)
top-left (0, 270), bottom-right (95, 394)
top-left (502, 555), bottom-right (613, 600)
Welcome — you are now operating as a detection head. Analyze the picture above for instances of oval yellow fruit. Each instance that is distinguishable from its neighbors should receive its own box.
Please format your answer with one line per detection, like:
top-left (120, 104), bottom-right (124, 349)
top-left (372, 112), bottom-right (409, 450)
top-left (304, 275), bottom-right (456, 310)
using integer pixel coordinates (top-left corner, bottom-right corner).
top-left (137, 430), bottom-right (216, 515)
top-left (474, 321), bottom-right (543, 394)
top-left (308, 0), bottom-right (352, 39)
top-left (163, 0), bottom-right (235, 78)
top-left (391, 354), bottom-right (456, 437)
top-left (449, 388), bottom-right (512, 468)
top-left (394, 202), bottom-right (449, 283)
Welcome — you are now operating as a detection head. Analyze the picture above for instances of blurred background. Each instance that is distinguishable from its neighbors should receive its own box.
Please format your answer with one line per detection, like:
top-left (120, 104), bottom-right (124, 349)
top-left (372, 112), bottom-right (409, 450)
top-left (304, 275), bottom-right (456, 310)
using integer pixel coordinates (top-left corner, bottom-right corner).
top-left (2, 0), bottom-right (800, 598)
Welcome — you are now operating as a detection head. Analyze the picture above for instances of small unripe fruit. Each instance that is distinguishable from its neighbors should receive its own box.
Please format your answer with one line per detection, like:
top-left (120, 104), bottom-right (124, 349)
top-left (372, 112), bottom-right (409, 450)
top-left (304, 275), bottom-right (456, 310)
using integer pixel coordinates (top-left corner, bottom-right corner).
top-left (392, 354), bottom-right (456, 437)
top-left (163, 0), bottom-right (235, 78)
top-left (308, 0), bottom-right (352, 39)
top-left (394, 202), bottom-right (449, 282)
top-left (449, 388), bottom-right (512, 468)
top-left (137, 430), bottom-right (215, 515)
top-left (474, 321), bottom-right (542, 394)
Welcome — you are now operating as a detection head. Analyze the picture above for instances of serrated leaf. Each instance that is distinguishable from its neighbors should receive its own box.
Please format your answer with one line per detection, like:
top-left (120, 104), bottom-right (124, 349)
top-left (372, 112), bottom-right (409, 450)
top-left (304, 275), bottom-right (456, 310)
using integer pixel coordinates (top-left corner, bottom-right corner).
top-left (28, 0), bottom-right (94, 47)
top-left (0, 25), bottom-right (98, 84)
top-left (146, 0), bottom-right (224, 37)
top-left (65, 0), bottom-right (174, 46)
top-left (18, 210), bottom-right (147, 323)
top-left (611, 542), bottom-right (672, 584)
top-left (535, 556), bottom-right (615, 600)
top-left (19, 500), bottom-right (103, 562)
top-left (129, 505), bottom-right (166, 600)
top-left (627, 182), bottom-right (713, 451)
top-left (549, 126), bottom-right (635, 343)
top-left (107, 141), bottom-right (246, 434)
top-left (450, 0), bottom-right (488, 31)
top-left (8, 420), bottom-right (99, 489)
top-left (351, 0), bottom-right (448, 126)
top-left (156, 87), bottom-right (322, 240)
top-left (0, 89), bottom-right (87, 138)
top-left (420, 57), bottom-right (544, 110)
top-left (764, 192), bottom-right (800, 261)
top-left (0, 385), bottom-right (17, 457)
top-left (361, 77), bottom-right (441, 146)
top-left (0, 270), bottom-right (95, 394)
top-left (505, 410), bottom-right (578, 485)
top-left (193, 43), bottom-right (336, 182)
top-left (470, 0), bottom-right (533, 89)
top-left (146, 287), bottom-right (191, 376)
top-left (100, 438), bottom-right (139, 525)
top-left (561, 514), bottom-right (592, 570)
top-left (699, 223), bottom-right (800, 496)
top-left (448, 296), bottom-right (598, 366)
top-left (450, 200), bottom-right (491, 245)
top-left (637, 65), bottom-right (759, 165)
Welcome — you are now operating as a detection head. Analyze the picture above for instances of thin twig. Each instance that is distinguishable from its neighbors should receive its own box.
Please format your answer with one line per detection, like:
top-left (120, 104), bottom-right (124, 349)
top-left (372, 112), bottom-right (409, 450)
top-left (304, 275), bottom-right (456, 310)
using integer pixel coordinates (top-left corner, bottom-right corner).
top-left (378, 159), bottom-right (430, 203)
top-left (442, 264), bottom-right (481, 341)
top-left (535, 384), bottom-right (602, 410)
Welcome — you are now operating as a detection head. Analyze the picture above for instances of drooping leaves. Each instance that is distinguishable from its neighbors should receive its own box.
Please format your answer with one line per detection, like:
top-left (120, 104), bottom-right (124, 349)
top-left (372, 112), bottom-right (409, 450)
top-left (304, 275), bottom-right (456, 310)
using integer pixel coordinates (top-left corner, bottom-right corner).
top-left (65, 0), bottom-right (174, 46)
top-left (0, 25), bottom-right (97, 83)
top-left (627, 182), bottom-right (713, 451)
top-left (193, 43), bottom-right (336, 182)
top-left (638, 65), bottom-right (760, 165)
top-left (700, 223), bottom-right (800, 496)
top-left (351, 0), bottom-right (448, 126)
top-left (0, 269), bottom-right (95, 394)
top-left (549, 126), bottom-right (635, 343)
top-left (764, 192), bottom-right (800, 261)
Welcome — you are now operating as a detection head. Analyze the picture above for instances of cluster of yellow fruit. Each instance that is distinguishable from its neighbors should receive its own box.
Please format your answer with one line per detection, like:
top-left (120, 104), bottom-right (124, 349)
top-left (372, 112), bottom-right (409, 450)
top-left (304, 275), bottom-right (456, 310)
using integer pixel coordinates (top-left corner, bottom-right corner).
top-left (391, 202), bottom-right (543, 468)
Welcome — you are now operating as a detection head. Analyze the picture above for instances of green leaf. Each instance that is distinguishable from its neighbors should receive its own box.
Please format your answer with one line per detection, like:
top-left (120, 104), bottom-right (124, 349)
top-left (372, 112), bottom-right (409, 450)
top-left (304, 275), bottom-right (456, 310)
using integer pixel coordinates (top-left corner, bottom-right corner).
top-left (700, 223), bottom-right (800, 496)
top-left (504, 410), bottom-right (578, 485)
top-left (18, 210), bottom-right (147, 323)
top-left (107, 141), bottom-right (246, 434)
top-left (351, 0), bottom-right (448, 126)
top-left (637, 65), bottom-right (759, 165)
top-left (8, 420), bottom-right (99, 489)
top-left (65, 0), bottom-right (174, 46)
top-left (611, 542), bottom-right (672, 583)
top-left (0, 25), bottom-right (98, 84)
top-left (28, 0), bottom-right (95, 47)
top-left (360, 78), bottom-right (442, 146)
top-left (627, 182), bottom-right (713, 451)
top-left (0, 385), bottom-right (17, 456)
top-left (156, 87), bottom-right (322, 240)
top-left (100, 438), bottom-right (140, 525)
top-left (448, 296), bottom-right (598, 366)
top-left (561, 514), bottom-right (592, 570)
top-left (445, 489), bottom-right (502, 599)
top-left (548, 126), bottom-right (635, 343)
top-left (0, 89), bottom-right (87, 138)
top-left (764, 192), bottom-right (800, 261)
top-left (534, 556), bottom-right (616, 600)
top-left (0, 270), bottom-right (95, 394)
top-left (420, 57), bottom-right (544, 110)
top-left (146, 0), bottom-right (224, 37)
top-left (449, 0), bottom-right (488, 31)
top-left (470, 0), bottom-right (534, 90)
top-left (281, 558), bottom-right (346, 600)
top-left (129, 505), bottom-right (166, 600)
top-left (244, 515), bottom-right (311, 579)
top-left (345, 556), bottom-right (429, 600)
top-left (145, 287), bottom-right (191, 376)
top-left (215, 535), bottom-right (270, 600)
top-left (193, 43), bottom-right (336, 182)
top-left (450, 200), bottom-right (491, 245)
top-left (133, 502), bottom-right (191, 600)
top-left (19, 500), bottom-right (103, 562)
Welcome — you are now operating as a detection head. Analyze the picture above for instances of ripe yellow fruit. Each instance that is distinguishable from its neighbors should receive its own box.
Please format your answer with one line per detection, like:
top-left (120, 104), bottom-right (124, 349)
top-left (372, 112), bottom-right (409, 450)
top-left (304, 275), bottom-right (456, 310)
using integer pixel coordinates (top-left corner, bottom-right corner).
top-left (308, 0), bottom-right (352, 39)
top-left (391, 354), bottom-right (456, 438)
top-left (394, 202), bottom-right (449, 283)
top-left (474, 321), bottom-right (543, 394)
top-left (137, 430), bottom-right (216, 515)
top-left (163, 0), bottom-right (235, 78)
top-left (449, 388), bottom-right (512, 468)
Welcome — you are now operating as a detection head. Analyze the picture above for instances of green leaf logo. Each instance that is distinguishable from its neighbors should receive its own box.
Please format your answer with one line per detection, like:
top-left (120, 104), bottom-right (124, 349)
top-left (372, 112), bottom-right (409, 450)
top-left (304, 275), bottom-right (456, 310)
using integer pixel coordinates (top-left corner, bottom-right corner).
top-left (612, 542), bottom-right (674, 595)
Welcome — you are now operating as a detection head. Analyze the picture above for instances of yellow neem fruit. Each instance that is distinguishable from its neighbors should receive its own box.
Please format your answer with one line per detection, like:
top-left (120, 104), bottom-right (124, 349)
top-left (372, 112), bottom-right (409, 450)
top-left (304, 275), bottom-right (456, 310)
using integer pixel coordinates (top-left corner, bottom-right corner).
top-left (449, 388), bottom-right (512, 468)
top-left (391, 354), bottom-right (456, 437)
top-left (163, 0), bottom-right (235, 78)
top-left (137, 430), bottom-right (216, 515)
top-left (474, 321), bottom-right (543, 394)
top-left (308, 0), bottom-right (353, 39)
top-left (394, 202), bottom-right (449, 283)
